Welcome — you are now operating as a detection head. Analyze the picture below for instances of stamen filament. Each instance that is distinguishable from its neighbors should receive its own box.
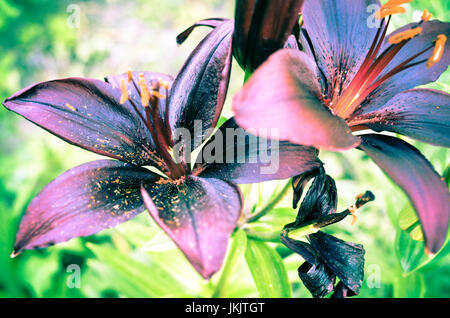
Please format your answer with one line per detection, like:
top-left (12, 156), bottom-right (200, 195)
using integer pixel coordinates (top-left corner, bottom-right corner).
top-left (332, 17), bottom-right (391, 114)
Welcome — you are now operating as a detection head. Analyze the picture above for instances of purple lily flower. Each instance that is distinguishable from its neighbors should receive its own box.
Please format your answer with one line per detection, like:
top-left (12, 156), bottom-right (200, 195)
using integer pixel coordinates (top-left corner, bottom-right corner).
top-left (3, 21), bottom-right (321, 278)
top-left (233, 0), bottom-right (450, 254)
top-left (177, 0), bottom-right (305, 73)
top-left (282, 168), bottom-right (375, 298)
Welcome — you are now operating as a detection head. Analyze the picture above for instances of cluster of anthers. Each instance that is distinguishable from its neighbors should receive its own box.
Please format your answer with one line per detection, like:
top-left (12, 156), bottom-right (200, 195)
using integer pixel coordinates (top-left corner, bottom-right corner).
top-left (327, 0), bottom-right (447, 119)
top-left (118, 71), bottom-right (189, 179)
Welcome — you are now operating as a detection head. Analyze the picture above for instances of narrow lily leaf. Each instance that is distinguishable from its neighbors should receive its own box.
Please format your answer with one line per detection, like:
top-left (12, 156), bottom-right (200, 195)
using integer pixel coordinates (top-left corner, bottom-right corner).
top-left (87, 243), bottom-right (190, 297)
top-left (169, 20), bottom-right (233, 153)
top-left (3, 78), bottom-right (160, 166)
top-left (141, 176), bottom-right (242, 279)
top-left (393, 273), bottom-right (425, 298)
top-left (233, 49), bottom-right (361, 151)
top-left (398, 206), bottom-right (424, 241)
top-left (176, 18), bottom-right (229, 45)
top-left (13, 160), bottom-right (158, 255)
top-left (212, 230), bottom-right (248, 297)
top-left (301, 0), bottom-right (382, 89)
top-left (233, 0), bottom-right (305, 72)
top-left (245, 239), bottom-right (292, 298)
top-left (351, 89), bottom-right (450, 147)
top-left (360, 134), bottom-right (450, 254)
top-left (395, 227), bottom-right (428, 273)
top-left (196, 118), bottom-right (322, 184)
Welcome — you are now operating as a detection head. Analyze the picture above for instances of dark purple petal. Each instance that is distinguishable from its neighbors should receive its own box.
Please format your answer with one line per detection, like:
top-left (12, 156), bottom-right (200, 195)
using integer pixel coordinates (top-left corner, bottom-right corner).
top-left (295, 169), bottom-right (337, 225)
top-left (105, 71), bottom-right (174, 131)
top-left (281, 234), bottom-right (336, 298)
top-left (285, 35), bottom-right (300, 50)
top-left (3, 78), bottom-right (160, 166)
top-left (233, 0), bottom-right (305, 72)
top-left (169, 20), bottom-right (233, 154)
top-left (194, 118), bottom-right (322, 184)
top-left (350, 89), bottom-right (450, 147)
top-left (13, 160), bottom-right (158, 254)
top-left (331, 281), bottom-right (356, 298)
top-left (302, 0), bottom-right (382, 90)
top-left (280, 235), bottom-right (317, 264)
top-left (308, 231), bottom-right (365, 295)
top-left (233, 49), bottom-right (361, 151)
top-left (292, 167), bottom-right (321, 209)
top-left (176, 18), bottom-right (229, 45)
top-left (141, 176), bottom-right (242, 279)
top-left (359, 134), bottom-right (450, 253)
top-left (298, 261), bottom-right (336, 298)
top-left (366, 21), bottom-right (450, 108)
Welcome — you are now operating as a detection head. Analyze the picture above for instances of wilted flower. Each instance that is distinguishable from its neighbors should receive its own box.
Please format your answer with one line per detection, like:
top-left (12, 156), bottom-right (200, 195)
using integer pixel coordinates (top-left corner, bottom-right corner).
top-left (3, 21), bottom-right (321, 278)
top-left (233, 0), bottom-right (450, 254)
top-left (282, 167), bottom-right (375, 298)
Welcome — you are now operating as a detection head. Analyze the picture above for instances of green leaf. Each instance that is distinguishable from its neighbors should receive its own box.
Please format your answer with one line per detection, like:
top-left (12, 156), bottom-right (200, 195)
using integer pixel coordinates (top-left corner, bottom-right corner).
top-left (443, 165), bottom-right (450, 187)
top-left (395, 229), bottom-right (428, 273)
top-left (212, 230), bottom-right (248, 297)
top-left (398, 206), bottom-right (423, 241)
top-left (245, 239), bottom-right (291, 297)
top-left (86, 243), bottom-right (190, 297)
top-left (393, 273), bottom-right (425, 298)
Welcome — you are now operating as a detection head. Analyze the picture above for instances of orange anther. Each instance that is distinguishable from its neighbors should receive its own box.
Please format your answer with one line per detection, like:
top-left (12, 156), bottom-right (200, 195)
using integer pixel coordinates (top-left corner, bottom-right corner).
top-left (119, 79), bottom-right (129, 104)
top-left (375, 5), bottom-right (406, 20)
top-left (384, 0), bottom-right (412, 6)
top-left (151, 90), bottom-right (166, 99)
top-left (388, 27), bottom-right (422, 44)
top-left (127, 70), bottom-right (133, 83)
top-left (427, 34), bottom-right (447, 68)
top-left (138, 73), bottom-right (150, 107)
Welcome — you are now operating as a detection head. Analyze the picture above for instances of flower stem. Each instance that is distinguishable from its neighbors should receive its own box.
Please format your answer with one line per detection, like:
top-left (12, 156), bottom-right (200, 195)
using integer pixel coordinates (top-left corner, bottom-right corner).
top-left (246, 180), bottom-right (291, 223)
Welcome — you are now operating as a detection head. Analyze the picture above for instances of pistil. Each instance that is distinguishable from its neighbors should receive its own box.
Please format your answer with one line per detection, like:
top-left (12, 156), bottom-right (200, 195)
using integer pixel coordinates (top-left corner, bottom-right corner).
top-left (118, 71), bottom-right (188, 179)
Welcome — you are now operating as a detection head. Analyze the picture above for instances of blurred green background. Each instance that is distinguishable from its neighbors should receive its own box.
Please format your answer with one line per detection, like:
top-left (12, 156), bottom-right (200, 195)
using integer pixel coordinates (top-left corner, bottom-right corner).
top-left (0, 0), bottom-right (448, 298)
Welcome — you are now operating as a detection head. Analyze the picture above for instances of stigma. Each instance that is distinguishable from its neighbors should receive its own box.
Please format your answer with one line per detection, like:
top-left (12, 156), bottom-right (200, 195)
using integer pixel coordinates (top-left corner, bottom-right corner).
top-left (427, 34), bottom-right (447, 68)
top-left (421, 9), bottom-right (432, 22)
